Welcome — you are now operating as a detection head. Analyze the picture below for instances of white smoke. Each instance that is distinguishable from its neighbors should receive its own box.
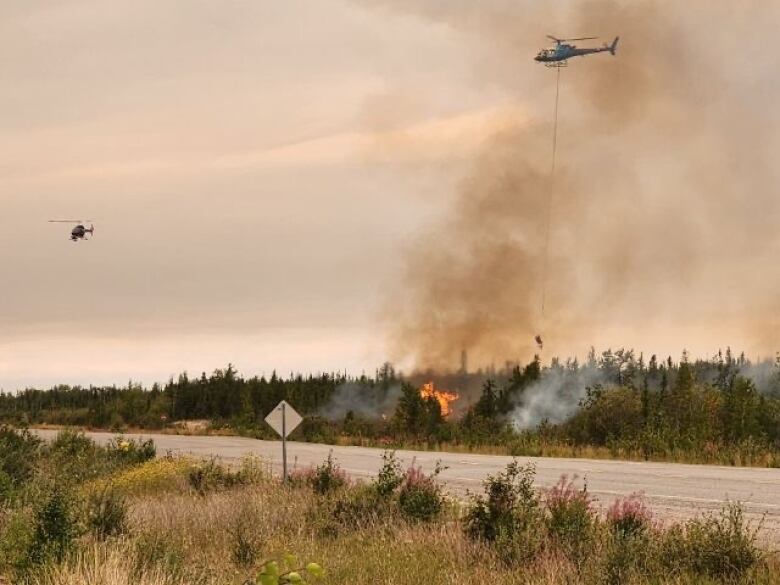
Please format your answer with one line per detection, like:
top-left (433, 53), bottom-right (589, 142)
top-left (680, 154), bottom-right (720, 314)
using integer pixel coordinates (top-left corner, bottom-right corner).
top-left (510, 364), bottom-right (606, 430)
top-left (319, 382), bottom-right (402, 421)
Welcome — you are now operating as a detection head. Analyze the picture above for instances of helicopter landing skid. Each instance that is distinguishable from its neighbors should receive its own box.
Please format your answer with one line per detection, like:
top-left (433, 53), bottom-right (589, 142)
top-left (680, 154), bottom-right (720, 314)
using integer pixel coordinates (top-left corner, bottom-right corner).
top-left (545, 61), bottom-right (568, 68)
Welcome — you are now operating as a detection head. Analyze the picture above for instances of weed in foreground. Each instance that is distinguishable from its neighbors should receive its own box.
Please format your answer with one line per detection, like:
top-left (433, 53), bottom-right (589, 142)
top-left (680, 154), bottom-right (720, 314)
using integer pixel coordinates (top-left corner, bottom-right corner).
top-left (250, 555), bottom-right (323, 585)
top-left (229, 515), bottom-right (263, 569)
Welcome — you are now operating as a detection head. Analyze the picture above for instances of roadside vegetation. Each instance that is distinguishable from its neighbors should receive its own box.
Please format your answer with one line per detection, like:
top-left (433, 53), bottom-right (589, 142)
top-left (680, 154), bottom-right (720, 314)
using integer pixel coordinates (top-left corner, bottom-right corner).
top-left (2, 348), bottom-right (780, 467)
top-left (0, 427), bottom-right (776, 584)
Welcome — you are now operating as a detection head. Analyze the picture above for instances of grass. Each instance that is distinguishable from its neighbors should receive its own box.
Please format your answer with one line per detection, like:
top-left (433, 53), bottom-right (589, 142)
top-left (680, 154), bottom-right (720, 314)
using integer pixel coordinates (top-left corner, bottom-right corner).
top-left (3, 429), bottom-right (779, 584)
top-left (22, 481), bottom-right (780, 585)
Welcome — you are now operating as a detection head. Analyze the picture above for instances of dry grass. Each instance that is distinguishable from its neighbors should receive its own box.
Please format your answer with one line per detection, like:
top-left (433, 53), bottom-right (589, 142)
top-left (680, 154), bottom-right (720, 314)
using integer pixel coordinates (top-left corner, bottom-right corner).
top-left (8, 456), bottom-right (779, 585)
top-left (31, 544), bottom-right (198, 585)
top-left (34, 484), bottom-right (575, 585)
top-left (66, 480), bottom-right (769, 585)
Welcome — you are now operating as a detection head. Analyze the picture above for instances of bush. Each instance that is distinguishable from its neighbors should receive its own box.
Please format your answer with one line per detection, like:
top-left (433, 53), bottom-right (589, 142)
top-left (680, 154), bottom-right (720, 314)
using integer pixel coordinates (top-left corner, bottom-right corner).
top-left (606, 493), bottom-right (653, 538)
top-left (0, 425), bottom-right (41, 486)
top-left (290, 452), bottom-right (347, 495)
top-left (107, 435), bottom-right (156, 466)
top-left (397, 462), bottom-right (446, 522)
top-left (545, 474), bottom-right (596, 560)
top-left (49, 429), bottom-right (96, 460)
top-left (598, 529), bottom-right (654, 585)
top-left (661, 502), bottom-right (763, 580)
top-left (374, 450), bottom-right (403, 498)
top-left (463, 460), bottom-right (540, 543)
top-left (0, 508), bottom-right (35, 576)
top-left (86, 485), bottom-right (128, 540)
top-left (188, 458), bottom-right (242, 495)
top-left (29, 484), bottom-right (79, 565)
top-left (0, 469), bottom-right (14, 503)
top-left (316, 483), bottom-right (387, 534)
top-left (47, 430), bottom-right (104, 484)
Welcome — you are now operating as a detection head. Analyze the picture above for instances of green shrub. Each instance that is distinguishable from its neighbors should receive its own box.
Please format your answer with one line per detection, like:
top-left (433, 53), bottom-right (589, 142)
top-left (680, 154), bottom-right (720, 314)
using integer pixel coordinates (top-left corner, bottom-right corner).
top-left (49, 429), bottom-right (97, 460)
top-left (373, 450), bottom-right (403, 498)
top-left (597, 530), bottom-right (654, 585)
top-left (0, 469), bottom-right (14, 503)
top-left (545, 474), bottom-right (596, 561)
top-left (661, 502), bottom-right (763, 580)
top-left (0, 425), bottom-right (41, 486)
top-left (0, 508), bottom-right (35, 576)
top-left (47, 429), bottom-right (104, 483)
top-left (463, 460), bottom-right (540, 543)
top-left (29, 484), bottom-right (79, 565)
top-left (107, 435), bottom-right (156, 466)
top-left (315, 483), bottom-right (387, 535)
top-left (397, 462), bottom-right (446, 522)
top-left (309, 452), bottom-right (347, 495)
top-left (187, 457), bottom-right (248, 495)
top-left (86, 485), bottom-right (128, 540)
top-left (290, 453), bottom-right (347, 495)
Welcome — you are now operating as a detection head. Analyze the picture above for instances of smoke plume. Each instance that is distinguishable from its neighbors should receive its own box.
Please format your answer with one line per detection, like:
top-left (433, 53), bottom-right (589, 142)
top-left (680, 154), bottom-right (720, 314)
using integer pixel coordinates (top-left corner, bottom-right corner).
top-left (319, 382), bottom-right (401, 421)
top-left (356, 0), bottom-right (780, 369)
top-left (511, 364), bottom-right (605, 430)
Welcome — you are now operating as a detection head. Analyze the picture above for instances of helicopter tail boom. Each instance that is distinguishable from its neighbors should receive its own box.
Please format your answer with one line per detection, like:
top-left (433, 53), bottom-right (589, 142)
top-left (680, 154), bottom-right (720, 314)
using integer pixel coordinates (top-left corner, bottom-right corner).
top-left (609, 36), bottom-right (619, 55)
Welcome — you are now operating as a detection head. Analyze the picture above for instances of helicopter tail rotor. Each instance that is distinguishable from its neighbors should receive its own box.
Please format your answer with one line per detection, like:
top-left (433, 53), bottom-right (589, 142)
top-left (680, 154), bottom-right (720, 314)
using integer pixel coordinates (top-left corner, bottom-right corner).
top-left (609, 36), bottom-right (620, 55)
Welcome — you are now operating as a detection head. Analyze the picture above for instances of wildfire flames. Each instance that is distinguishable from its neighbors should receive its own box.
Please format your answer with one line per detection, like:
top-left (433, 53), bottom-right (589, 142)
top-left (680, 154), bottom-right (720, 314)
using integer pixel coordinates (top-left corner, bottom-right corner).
top-left (420, 381), bottom-right (459, 417)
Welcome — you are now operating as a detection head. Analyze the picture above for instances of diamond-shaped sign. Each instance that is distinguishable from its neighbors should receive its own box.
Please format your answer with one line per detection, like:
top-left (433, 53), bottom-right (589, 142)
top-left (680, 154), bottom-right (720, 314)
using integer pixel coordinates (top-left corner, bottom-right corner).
top-left (264, 400), bottom-right (303, 438)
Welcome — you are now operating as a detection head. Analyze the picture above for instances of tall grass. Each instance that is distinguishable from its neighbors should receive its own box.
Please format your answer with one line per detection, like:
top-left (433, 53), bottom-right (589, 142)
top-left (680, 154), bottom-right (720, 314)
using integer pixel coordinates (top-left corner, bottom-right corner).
top-left (1, 429), bottom-right (777, 584)
top-left (24, 479), bottom-right (780, 585)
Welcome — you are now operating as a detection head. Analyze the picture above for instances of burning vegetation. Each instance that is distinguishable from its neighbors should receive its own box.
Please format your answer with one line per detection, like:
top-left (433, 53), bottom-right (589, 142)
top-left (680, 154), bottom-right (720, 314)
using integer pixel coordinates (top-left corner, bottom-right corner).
top-left (419, 381), bottom-right (459, 417)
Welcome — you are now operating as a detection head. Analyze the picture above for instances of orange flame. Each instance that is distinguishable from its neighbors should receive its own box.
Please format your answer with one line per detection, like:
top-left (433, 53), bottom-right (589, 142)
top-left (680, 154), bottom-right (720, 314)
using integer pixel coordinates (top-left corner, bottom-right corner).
top-left (419, 381), bottom-right (459, 417)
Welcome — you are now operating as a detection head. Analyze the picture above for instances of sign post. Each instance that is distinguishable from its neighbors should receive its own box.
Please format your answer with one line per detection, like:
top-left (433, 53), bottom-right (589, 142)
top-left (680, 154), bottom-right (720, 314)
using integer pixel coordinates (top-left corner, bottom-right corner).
top-left (264, 400), bottom-right (302, 482)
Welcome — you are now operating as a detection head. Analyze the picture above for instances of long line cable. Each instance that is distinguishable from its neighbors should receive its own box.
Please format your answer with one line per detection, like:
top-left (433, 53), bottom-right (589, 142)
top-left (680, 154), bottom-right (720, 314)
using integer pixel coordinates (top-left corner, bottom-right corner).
top-left (540, 65), bottom-right (562, 321)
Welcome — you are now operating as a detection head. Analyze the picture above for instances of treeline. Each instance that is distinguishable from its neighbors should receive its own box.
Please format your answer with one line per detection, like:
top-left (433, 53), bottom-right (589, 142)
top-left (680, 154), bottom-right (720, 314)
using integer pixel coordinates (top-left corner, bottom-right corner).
top-left (2, 350), bottom-right (780, 465)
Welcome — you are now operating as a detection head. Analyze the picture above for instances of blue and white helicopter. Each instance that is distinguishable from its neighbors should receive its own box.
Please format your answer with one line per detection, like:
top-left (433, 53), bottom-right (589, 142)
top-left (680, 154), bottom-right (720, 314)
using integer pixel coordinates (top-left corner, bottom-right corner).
top-left (535, 35), bottom-right (619, 67)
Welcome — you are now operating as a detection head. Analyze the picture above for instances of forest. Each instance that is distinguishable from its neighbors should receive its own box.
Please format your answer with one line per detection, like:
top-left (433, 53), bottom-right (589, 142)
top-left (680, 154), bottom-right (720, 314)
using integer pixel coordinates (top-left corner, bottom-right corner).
top-left (2, 349), bottom-right (779, 466)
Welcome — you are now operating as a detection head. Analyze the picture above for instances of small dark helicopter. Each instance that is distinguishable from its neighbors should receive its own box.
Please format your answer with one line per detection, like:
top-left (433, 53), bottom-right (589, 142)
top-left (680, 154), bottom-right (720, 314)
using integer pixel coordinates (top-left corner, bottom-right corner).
top-left (535, 35), bottom-right (619, 66)
top-left (48, 220), bottom-right (95, 242)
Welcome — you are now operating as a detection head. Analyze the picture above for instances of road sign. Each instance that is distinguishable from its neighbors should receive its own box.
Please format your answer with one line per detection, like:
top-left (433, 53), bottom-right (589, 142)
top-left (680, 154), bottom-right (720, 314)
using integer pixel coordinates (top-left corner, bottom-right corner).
top-left (265, 400), bottom-right (302, 438)
top-left (264, 400), bottom-right (303, 482)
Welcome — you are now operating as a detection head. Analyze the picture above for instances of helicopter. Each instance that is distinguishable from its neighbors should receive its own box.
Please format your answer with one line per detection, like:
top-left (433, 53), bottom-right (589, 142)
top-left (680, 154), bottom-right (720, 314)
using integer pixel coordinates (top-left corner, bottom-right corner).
top-left (535, 35), bottom-right (619, 66)
top-left (48, 220), bottom-right (95, 242)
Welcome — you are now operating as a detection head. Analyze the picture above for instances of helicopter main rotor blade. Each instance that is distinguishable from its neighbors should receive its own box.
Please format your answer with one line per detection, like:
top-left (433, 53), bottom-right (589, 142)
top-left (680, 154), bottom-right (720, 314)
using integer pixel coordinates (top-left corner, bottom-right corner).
top-left (48, 219), bottom-right (93, 223)
top-left (546, 34), bottom-right (561, 42)
top-left (563, 36), bottom-right (599, 41)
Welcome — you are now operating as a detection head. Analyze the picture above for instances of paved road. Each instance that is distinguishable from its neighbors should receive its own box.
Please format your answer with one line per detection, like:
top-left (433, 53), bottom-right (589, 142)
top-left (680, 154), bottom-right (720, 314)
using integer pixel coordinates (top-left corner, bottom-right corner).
top-left (34, 429), bottom-right (780, 540)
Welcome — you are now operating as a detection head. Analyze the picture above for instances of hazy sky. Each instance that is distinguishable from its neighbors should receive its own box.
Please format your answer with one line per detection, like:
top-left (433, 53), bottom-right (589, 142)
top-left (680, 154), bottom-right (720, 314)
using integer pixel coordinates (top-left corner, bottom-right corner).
top-left (1, 0), bottom-right (516, 388)
top-left (2, 1), bottom-right (779, 389)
